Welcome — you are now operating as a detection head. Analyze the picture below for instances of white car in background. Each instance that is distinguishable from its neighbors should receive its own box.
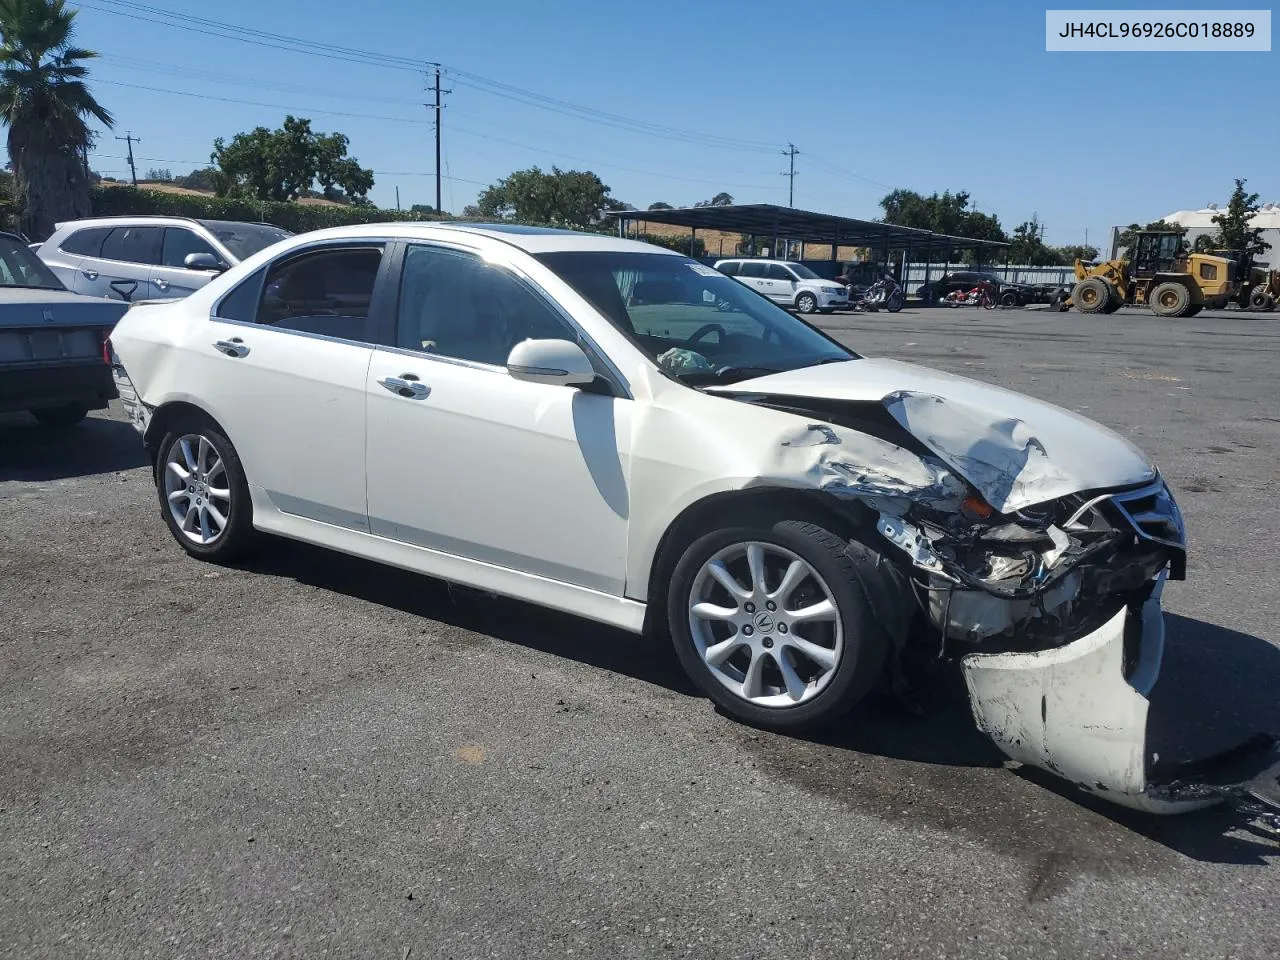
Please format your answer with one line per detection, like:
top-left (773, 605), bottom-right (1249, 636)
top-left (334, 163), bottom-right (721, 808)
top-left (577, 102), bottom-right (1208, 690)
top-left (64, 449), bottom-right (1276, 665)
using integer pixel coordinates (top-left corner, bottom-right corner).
top-left (714, 258), bottom-right (848, 313)
top-left (108, 222), bottom-right (1268, 818)
top-left (38, 216), bottom-right (293, 302)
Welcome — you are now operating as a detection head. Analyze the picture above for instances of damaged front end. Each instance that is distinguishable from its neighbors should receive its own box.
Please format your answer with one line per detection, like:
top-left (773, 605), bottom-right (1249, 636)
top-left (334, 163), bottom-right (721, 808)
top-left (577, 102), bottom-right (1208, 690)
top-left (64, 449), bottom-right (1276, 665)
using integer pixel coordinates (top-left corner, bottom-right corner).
top-left (881, 477), bottom-right (1278, 822)
top-left (716, 373), bottom-right (1278, 821)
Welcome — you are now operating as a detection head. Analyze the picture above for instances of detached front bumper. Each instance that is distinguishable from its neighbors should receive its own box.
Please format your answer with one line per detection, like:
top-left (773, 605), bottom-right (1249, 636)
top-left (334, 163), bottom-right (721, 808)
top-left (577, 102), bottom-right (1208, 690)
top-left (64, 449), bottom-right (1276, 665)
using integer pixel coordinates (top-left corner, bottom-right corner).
top-left (962, 575), bottom-right (1280, 819)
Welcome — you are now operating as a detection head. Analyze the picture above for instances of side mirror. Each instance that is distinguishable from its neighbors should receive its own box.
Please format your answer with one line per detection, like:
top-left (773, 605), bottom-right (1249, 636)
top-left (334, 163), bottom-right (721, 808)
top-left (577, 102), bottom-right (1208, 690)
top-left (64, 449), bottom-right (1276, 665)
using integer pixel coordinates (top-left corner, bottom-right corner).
top-left (184, 252), bottom-right (225, 272)
top-left (506, 338), bottom-right (596, 388)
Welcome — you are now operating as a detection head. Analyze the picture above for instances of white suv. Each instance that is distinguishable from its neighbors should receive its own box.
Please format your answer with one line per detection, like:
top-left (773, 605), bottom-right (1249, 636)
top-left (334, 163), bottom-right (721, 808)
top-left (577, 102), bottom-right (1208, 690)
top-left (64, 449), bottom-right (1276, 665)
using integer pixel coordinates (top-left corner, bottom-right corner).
top-left (38, 216), bottom-right (292, 303)
top-left (714, 258), bottom-right (848, 314)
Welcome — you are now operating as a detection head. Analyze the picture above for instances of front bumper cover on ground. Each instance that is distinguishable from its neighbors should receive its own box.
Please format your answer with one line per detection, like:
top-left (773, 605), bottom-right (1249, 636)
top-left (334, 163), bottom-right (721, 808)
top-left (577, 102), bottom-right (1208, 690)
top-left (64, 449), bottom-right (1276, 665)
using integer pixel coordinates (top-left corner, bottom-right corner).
top-left (961, 575), bottom-right (1280, 825)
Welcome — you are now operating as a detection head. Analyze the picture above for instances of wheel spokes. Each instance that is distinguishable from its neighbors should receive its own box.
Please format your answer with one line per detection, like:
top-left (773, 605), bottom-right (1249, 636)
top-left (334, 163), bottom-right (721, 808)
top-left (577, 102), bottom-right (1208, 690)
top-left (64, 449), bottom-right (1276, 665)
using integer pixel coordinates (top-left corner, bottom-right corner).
top-left (776, 650), bottom-right (808, 701)
top-left (768, 560), bottom-right (807, 605)
top-left (691, 601), bottom-right (738, 622)
top-left (706, 560), bottom-right (750, 601)
top-left (704, 634), bottom-right (744, 667)
top-left (789, 598), bottom-right (836, 624)
top-left (166, 460), bottom-right (190, 482)
top-left (742, 649), bottom-right (767, 700)
top-left (746, 543), bottom-right (768, 595)
top-left (179, 437), bottom-right (198, 473)
top-left (785, 636), bottom-right (838, 672)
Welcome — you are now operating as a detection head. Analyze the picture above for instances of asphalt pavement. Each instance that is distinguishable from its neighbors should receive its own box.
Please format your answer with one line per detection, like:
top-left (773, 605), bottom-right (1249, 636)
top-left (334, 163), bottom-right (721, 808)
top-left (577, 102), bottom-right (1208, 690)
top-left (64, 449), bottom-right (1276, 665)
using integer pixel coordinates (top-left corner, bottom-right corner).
top-left (2, 305), bottom-right (1278, 959)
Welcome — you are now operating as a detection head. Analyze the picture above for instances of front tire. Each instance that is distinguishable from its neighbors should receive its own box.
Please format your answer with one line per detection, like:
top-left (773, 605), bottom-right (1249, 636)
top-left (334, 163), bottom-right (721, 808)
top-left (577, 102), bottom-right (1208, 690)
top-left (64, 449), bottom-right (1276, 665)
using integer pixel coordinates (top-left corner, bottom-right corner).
top-left (155, 417), bottom-right (256, 563)
top-left (1072, 277), bottom-right (1112, 314)
top-left (1149, 281), bottom-right (1192, 318)
top-left (795, 292), bottom-right (818, 314)
top-left (30, 404), bottom-right (89, 428)
top-left (999, 290), bottom-right (1020, 307)
top-left (667, 519), bottom-right (889, 731)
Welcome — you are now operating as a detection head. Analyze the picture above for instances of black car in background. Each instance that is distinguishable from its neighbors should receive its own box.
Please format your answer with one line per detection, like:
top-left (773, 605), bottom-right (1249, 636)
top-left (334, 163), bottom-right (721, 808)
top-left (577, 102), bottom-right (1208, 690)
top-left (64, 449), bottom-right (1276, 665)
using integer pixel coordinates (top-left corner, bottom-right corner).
top-left (917, 270), bottom-right (1068, 307)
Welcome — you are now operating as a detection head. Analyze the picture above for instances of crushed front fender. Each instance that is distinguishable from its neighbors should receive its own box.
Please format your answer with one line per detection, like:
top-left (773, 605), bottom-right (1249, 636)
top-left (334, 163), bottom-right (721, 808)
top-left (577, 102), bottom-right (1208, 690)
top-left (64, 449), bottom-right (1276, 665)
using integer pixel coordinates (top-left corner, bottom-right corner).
top-left (961, 574), bottom-right (1280, 819)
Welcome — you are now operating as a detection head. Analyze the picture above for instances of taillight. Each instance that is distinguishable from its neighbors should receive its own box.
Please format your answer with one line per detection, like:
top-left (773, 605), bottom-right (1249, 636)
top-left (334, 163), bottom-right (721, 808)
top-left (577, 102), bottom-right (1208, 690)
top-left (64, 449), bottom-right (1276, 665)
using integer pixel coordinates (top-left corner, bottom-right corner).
top-left (101, 329), bottom-right (112, 365)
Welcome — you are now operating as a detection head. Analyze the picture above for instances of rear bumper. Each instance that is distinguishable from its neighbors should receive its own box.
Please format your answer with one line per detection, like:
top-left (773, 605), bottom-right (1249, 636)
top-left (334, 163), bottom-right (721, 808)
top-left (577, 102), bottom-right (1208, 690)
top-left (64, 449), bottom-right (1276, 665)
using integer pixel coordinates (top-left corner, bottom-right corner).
top-left (0, 363), bottom-right (116, 414)
top-left (962, 574), bottom-right (1280, 818)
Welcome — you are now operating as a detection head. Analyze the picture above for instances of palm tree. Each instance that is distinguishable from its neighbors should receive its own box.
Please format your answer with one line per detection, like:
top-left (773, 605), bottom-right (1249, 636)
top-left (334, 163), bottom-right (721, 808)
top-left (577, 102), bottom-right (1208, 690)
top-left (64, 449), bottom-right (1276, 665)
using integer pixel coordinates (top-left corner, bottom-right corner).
top-left (0, 0), bottom-right (111, 240)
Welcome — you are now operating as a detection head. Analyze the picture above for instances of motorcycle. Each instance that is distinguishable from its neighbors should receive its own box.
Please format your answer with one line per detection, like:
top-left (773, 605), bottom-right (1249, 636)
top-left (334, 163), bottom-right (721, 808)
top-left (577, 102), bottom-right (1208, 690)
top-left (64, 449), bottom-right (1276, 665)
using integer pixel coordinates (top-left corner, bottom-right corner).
top-left (852, 277), bottom-right (904, 313)
top-left (943, 283), bottom-right (997, 309)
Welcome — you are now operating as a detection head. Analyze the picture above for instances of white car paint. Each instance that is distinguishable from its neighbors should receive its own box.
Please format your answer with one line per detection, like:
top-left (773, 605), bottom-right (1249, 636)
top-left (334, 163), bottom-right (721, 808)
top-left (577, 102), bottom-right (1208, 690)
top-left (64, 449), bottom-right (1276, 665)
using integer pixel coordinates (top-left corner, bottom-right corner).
top-left (108, 222), bottom-right (1217, 814)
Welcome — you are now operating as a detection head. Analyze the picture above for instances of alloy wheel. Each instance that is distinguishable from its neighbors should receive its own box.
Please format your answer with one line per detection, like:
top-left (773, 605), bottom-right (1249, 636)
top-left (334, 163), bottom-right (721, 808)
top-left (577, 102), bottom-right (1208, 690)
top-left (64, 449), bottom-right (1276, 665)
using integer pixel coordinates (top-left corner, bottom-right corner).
top-left (687, 541), bottom-right (843, 708)
top-left (163, 433), bottom-right (231, 545)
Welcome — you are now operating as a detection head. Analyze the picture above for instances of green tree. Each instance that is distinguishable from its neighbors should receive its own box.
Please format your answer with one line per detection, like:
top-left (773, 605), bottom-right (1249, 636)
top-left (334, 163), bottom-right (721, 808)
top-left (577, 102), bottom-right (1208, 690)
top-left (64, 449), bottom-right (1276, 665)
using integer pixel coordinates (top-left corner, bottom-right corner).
top-left (211, 116), bottom-right (374, 203)
top-left (1053, 243), bottom-right (1099, 263)
top-left (173, 166), bottom-right (217, 192)
top-left (408, 203), bottom-right (435, 215)
top-left (0, 0), bottom-right (112, 240)
top-left (648, 201), bottom-right (673, 210)
top-left (694, 192), bottom-right (733, 207)
top-left (1206, 178), bottom-right (1270, 259)
top-left (879, 188), bottom-right (1007, 255)
top-left (145, 167), bottom-right (171, 181)
top-left (475, 166), bottom-right (617, 227)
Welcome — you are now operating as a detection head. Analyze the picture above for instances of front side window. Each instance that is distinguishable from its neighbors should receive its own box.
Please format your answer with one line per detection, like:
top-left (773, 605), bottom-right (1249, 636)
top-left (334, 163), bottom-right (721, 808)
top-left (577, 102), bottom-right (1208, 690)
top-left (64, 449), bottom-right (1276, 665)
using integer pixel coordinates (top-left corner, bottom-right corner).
top-left (765, 264), bottom-right (793, 281)
top-left (255, 246), bottom-right (384, 339)
top-left (786, 262), bottom-right (821, 280)
top-left (162, 228), bottom-right (222, 269)
top-left (100, 226), bottom-right (162, 265)
top-left (396, 244), bottom-right (577, 366)
top-left (538, 251), bottom-right (854, 386)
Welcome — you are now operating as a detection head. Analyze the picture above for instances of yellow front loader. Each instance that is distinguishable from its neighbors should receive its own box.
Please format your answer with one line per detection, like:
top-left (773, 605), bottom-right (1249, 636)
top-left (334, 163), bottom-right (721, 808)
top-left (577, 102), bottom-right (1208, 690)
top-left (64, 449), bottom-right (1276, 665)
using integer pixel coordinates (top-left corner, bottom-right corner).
top-left (1056, 232), bottom-right (1237, 318)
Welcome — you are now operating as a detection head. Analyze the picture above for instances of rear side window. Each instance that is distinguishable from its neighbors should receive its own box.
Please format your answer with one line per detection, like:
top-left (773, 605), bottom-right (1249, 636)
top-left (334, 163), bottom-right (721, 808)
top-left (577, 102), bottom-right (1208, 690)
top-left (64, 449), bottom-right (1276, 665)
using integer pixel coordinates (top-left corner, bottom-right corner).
top-left (100, 226), bottom-right (162, 266)
top-left (718, 261), bottom-right (740, 276)
top-left (739, 262), bottom-right (766, 278)
top-left (255, 246), bottom-right (384, 340)
top-left (60, 227), bottom-right (110, 257)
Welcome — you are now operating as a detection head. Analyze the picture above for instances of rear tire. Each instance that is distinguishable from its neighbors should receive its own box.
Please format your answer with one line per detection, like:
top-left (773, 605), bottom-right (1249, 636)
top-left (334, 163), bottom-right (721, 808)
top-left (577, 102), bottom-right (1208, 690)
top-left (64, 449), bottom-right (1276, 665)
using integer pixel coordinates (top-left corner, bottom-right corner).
top-left (999, 290), bottom-right (1020, 307)
top-left (155, 416), bottom-right (256, 564)
top-left (667, 519), bottom-right (890, 732)
top-left (30, 404), bottom-right (89, 429)
top-left (1101, 295), bottom-right (1123, 314)
top-left (1183, 304), bottom-right (1203, 317)
top-left (1149, 281), bottom-right (1192, 318)
top-left (1250, 290), bottom-right (1275, 311)
top-left (1072, 277), bottom-right (1112, 314)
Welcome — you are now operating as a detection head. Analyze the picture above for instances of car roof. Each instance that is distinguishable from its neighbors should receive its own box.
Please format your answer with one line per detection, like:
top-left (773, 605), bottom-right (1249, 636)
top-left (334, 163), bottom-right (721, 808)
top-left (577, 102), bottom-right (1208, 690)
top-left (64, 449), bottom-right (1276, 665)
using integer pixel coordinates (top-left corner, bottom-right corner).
top-left (273, 221), bottom-right (684, 256)
top-left (51, 216), bottom-right (281, 233)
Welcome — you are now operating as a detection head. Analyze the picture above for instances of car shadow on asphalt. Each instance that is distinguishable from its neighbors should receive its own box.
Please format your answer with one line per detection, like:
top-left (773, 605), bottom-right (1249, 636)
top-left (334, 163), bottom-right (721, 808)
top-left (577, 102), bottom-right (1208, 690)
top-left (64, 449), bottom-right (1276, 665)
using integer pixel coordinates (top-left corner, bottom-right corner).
top-left (0, 412), bottom-right (149, 482)
top-left (246, 538), bottom-right (1280, 864)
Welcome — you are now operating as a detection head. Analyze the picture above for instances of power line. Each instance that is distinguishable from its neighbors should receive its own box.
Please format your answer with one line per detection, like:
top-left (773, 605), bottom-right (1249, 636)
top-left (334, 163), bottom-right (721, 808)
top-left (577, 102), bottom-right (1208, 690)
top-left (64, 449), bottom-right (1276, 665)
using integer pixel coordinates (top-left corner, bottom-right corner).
top-left (82, 0), bottom-right (782, 154)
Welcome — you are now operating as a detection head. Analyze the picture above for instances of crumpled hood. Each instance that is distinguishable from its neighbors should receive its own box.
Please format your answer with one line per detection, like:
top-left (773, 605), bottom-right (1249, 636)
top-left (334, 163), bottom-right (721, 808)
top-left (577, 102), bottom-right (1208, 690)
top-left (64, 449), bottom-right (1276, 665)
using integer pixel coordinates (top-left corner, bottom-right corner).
top-left (711, 358), bottom-right (1156, 512)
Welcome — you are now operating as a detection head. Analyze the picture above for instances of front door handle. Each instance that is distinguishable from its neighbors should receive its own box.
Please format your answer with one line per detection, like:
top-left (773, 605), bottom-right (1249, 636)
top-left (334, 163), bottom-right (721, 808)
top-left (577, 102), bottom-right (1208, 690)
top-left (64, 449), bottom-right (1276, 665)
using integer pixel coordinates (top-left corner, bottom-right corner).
top-left (82, 269), bottom-right (98, 281)
top-left (214, 338), bottom-right (249, 358)
top-left (154, 278), bottom-right (169, 292)
top-left (378, 375), bottom-right (430, 399)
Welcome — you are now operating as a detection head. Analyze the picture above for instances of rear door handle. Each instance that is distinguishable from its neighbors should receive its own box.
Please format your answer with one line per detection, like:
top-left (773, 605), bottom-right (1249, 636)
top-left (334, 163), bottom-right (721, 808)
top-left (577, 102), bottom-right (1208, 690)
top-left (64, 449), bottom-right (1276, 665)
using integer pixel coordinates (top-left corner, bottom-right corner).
top-left (214, 338), bottom-right (249, 358)
top-left (153, 279), bottom-right (169, 292)
top-left (82, 269), bottom-right (98, 281)
top-left (378, 375), bottom-right (430, 399)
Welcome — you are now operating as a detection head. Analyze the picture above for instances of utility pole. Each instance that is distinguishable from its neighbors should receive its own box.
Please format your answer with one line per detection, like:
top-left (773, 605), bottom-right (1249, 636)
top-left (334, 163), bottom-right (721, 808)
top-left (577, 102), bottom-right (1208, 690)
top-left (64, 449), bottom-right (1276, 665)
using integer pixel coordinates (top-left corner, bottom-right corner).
top-left (396, 185), bottom-right (401, 211)
top-left (116, 132), bottom-right (140, 186)
top-left (781, 143), bottom-right (799, 208)
top-left (428, 68), bottom-right (451, 213)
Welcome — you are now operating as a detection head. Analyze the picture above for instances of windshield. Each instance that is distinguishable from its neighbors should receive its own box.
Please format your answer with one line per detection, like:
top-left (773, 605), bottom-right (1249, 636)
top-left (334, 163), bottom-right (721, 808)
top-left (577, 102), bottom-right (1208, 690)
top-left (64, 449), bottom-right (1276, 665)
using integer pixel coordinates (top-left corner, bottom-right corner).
top-left (786, 262), bottom-right (821, 280)
top-left (197, 220), bottom-right (293, 261)
top-left (536, 251), bottom-right (855, 385)
top-left (0, 235), bottom-right (64, 290)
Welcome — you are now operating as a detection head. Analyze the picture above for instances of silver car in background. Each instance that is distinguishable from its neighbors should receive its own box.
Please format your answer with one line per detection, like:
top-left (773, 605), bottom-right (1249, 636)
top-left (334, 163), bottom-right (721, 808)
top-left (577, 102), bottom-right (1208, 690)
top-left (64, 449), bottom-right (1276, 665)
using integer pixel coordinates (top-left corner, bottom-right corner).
top-left (38, 217), bottom-right (292, 303)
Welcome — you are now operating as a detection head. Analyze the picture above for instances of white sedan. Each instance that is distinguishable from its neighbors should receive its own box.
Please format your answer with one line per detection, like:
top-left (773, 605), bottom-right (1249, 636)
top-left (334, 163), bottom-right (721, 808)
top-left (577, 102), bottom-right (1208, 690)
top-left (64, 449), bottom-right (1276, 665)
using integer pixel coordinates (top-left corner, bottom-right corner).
top-left (109, 223), bottom-right (1220, 815)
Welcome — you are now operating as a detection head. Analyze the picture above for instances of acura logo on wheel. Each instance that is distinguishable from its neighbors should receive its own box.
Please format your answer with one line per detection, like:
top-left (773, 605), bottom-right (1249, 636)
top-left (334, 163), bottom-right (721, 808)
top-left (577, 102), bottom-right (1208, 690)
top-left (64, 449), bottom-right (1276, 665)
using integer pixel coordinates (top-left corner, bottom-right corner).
top-left (753, 611), bottom-right (775, 633)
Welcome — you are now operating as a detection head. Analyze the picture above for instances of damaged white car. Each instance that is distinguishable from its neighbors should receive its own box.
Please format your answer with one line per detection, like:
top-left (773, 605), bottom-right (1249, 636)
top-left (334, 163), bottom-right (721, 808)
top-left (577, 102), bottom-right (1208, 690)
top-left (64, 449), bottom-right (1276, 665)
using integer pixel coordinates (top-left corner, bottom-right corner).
top-left (107, 224), bottom-right (1277, 821)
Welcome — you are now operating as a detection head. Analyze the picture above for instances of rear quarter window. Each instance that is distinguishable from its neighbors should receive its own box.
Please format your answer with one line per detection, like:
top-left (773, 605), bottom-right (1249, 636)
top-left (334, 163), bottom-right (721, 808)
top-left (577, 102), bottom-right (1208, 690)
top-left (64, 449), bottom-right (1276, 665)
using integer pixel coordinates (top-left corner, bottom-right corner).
top-left (60, 227), bottom-right (110, 257)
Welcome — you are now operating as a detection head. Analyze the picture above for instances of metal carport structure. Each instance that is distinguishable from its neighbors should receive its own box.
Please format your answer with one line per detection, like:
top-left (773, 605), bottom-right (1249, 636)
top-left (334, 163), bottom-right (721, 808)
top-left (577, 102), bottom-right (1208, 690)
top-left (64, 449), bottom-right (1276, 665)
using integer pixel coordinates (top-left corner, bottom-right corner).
top-left (609, 203), bottom-right (1009, 290)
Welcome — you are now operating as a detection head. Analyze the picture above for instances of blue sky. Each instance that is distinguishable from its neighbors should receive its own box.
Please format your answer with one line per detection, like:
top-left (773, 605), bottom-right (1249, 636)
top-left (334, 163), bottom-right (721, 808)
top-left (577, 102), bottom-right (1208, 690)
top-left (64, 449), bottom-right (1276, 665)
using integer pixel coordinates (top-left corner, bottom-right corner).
top-left (73, 0), bottom-right (1277, 247)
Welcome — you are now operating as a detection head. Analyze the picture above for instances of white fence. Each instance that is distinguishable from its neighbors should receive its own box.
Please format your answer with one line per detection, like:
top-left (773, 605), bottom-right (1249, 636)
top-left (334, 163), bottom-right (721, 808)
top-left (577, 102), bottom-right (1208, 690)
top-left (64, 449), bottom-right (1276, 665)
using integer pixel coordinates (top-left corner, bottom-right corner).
top-left (902, 263), bottom-right (1075, 294)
